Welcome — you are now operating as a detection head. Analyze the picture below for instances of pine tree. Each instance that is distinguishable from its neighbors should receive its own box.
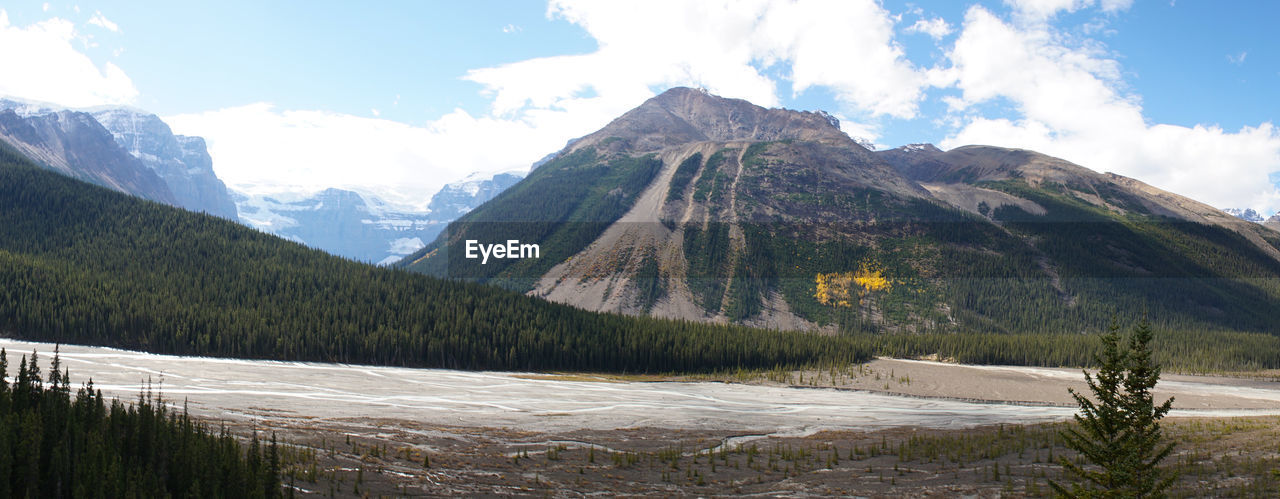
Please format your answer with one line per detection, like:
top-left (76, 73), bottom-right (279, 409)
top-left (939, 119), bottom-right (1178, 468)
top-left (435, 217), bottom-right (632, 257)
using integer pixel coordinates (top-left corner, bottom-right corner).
top-left (1051, 318), bottom-right (1175, 497)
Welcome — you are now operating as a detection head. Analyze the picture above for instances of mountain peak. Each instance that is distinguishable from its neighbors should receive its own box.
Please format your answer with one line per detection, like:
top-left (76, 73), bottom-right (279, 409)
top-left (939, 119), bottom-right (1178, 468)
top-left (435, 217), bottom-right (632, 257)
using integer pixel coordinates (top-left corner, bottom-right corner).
top-left (573, 87), bottom-right (854, 154)
top-left (1224, 207), bottom-right (1265, 223)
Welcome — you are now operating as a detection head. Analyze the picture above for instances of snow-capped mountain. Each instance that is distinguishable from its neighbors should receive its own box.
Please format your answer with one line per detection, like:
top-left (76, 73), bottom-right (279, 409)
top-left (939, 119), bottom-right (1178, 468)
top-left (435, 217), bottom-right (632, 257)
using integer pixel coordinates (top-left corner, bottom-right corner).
top-left (234, 172), bottom-right (523, 264)
top-left (423, 172), bottom-right (523, 221)
top-left (91, 108), bottom-right (239, 219)
top-left (1223, 208), bottom-right (1266, 223)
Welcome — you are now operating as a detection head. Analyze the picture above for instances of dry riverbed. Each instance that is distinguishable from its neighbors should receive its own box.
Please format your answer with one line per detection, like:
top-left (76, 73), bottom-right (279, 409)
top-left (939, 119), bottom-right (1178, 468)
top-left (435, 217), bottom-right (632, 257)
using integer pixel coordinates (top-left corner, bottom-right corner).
top-left (5, 338), bottom-right (1280, 496)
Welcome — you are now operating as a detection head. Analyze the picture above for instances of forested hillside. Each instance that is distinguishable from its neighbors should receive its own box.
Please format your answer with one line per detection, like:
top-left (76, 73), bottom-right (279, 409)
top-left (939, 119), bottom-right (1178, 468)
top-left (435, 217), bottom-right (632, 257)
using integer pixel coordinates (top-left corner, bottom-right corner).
top-left (0, 142), bottom-right (869, 373)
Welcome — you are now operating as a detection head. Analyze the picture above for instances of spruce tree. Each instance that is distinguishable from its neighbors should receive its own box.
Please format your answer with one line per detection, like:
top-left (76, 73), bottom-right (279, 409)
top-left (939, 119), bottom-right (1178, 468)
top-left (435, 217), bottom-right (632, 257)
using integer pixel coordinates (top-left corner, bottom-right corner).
top-left (1051, 318), bottom-right (1175, 497)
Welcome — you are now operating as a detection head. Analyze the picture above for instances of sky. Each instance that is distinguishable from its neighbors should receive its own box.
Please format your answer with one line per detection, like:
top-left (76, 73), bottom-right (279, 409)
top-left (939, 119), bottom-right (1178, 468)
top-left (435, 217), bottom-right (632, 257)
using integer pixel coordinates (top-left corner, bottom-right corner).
top-left (0, 0), bottom-right (1278, 213)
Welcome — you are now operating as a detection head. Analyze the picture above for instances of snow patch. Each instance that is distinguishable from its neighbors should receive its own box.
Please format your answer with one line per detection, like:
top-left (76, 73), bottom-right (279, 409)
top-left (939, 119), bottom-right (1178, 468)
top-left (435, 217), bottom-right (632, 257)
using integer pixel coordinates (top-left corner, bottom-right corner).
top-left (388, 237), bottom-right (425, 255)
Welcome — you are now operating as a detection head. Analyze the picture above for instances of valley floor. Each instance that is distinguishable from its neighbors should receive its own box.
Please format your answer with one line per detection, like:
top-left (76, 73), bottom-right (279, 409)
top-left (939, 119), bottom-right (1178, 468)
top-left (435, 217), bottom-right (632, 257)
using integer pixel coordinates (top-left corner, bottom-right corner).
top-left (5, 338), bottom-right (1279, 496)
top-left (703, 357), bottom-right (1280, 411)
top-left (245, 413), bottom-right (1280, 497)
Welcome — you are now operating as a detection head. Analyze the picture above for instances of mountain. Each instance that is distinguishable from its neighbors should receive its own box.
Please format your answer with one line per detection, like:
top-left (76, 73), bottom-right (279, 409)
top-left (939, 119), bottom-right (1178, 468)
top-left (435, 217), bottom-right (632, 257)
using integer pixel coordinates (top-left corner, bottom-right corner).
top-left (0, 138), bottom-right (868, 372)
top-left (0, 98), bottom-right (243, 220)
top-left (235, 172), bottom-right (522, 264)
top-left (400, 87), bottom-right (1280, 336)
top-left (0, 101), bottom-right (176, 204)
top-left (91, 108), bottom-right (239, 219)
top-left (1223, 208), bottom-right (1266, 223)
top-left (426, 172), bottom-right (524, 221)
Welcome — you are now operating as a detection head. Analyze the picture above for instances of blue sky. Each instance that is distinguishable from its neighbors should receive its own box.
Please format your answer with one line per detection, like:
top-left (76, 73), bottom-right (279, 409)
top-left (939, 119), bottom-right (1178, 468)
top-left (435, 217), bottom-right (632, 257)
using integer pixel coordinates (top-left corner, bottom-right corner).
top-left (0, 1), bottom-right (1278, 213)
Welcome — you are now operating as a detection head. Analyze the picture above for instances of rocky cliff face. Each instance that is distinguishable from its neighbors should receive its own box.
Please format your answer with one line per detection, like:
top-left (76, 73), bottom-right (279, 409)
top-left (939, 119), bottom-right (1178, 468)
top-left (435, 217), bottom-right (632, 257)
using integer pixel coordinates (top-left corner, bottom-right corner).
top-left (0, 106), bottom-right (176, 205)
top-left (91, 108), bottom-right (239, 219)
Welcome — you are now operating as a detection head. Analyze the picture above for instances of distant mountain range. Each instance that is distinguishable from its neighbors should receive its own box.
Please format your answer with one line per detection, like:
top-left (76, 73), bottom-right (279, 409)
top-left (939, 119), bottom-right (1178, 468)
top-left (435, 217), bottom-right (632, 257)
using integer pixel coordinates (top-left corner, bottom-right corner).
top-left (401, 87), bottom-right (1280, 335)
top-left (0, 96), bottom-right (523, 264)
top-left (233, 171), bottom-right (522, 264)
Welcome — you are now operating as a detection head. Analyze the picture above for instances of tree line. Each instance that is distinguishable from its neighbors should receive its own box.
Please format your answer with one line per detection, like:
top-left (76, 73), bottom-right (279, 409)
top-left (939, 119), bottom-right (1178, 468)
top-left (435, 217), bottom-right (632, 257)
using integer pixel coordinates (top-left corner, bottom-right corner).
top-left (0, 347), bottom-right (282, 497)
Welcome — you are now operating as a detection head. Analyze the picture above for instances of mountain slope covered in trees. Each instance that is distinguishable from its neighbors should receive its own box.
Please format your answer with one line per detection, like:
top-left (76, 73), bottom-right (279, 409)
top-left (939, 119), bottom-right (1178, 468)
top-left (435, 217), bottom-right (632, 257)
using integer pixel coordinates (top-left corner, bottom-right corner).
top-left (0, 141), bottom-right (870, 373)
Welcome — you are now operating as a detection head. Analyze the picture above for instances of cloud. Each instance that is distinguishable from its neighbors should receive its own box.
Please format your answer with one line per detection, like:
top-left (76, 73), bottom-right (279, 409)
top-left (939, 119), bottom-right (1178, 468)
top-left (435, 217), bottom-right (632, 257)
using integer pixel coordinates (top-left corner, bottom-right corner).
top-left (1227, 51), bottom-right (1247, 65)
top-left (905, 17), bottom-right (953, 40)
top-left (502, 24), bottom-right (521, 34)
top-left (388, 237), bottom-right (426, 255)
top-left (939, 5), bottom-right (1280, 213)
top-left (164, 103), bottom-right (584, 210)
top-left (87, 10), bottom-right (118, 32)
top-left (466, 0), bottom-right (925, 120)
top-left (0, 9), bottom-right (136, 107)
top-left (197, 0), bottom-right (912, 210)
top-left (1003, 0), bottom-right (1133, 22)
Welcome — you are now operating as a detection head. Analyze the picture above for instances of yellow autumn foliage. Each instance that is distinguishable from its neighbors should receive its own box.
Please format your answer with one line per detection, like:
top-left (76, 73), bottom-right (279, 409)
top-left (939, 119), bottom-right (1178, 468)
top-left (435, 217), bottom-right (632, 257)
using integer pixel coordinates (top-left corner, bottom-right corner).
top-left (814, 261), bottom-right (890, 307)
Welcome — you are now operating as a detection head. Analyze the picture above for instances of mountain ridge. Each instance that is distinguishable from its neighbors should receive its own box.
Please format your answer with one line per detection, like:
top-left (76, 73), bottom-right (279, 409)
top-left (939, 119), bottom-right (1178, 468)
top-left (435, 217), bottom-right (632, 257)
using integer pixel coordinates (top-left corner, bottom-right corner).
top-left (402, 87), bottom-right (1280, 335)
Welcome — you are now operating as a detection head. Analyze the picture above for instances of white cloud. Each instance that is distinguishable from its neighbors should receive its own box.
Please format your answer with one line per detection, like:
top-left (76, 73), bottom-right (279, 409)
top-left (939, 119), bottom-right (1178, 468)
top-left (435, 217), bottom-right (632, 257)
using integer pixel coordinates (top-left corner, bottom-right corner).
top-left (0, 9), bottom-right (136, 107)
top-left (87, 10), bottom-right (118, 32)
top-left (160, 0), bottom-right (930, 213)
top-left (939, 5), bottom-right (1280, 214)
top-left (388, 237), bottom-right (426, 256)
top-left (502, 24), bottom-right (521, 34)
top-left (835, 116), bottom-right (883, 150)
top-left (41, 3), bottom-right (49, 12)
top-left (164, 103), bottom-right (585, 210)
top-left (1227, 51), bottom-right (1247, 65)
top-left (1003, 0), bottom-right (1133, 22)
top-left (194, 0), bottom-right (904, 210)
top-left (466, 0), bottom-right (925, 120)
top-left (905, 17), bottom-right (953, 40)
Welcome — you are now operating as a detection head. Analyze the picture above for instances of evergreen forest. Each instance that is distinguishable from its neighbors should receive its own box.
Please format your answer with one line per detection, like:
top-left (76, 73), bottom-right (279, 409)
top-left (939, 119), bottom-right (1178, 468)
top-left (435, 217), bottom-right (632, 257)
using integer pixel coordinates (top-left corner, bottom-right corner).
top-left (0, 348), bottom-right (282, 497)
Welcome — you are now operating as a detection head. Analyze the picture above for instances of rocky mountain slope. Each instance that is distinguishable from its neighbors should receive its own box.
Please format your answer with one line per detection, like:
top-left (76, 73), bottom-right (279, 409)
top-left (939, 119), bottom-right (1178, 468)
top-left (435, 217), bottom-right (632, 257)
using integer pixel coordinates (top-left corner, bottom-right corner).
top-left (401, 87), bottom-right (1280, 335)
top-left (0, 98), bottom-right (242, 219)
top-left (0, 101), bottom-right (176, 205)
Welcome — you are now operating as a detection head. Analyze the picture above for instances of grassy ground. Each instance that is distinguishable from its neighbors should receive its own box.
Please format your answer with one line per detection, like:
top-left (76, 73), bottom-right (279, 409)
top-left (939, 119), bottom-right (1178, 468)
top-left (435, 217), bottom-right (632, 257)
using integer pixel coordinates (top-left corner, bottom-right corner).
top-left (243, 414), bottom-right (1280, 497)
